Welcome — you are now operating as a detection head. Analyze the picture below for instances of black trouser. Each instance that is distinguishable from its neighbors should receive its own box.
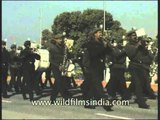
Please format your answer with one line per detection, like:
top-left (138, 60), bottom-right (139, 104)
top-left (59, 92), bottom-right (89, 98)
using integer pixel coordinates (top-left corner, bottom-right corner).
top-left (128, 69), bottom-right (155, 97)
top-left (35, 69), bottom-right (44, 88)
top-left (81, 70), bottom-right (92, 100)
top-left (9, 67), bottom-right (22, 92)
top-left (142, 69), bottom-right (155, 96)
top-left (82, 66), bottom-right (107, 105)
top-left (50, 65), bottom-right (71, 101)
top-left (44, 65), bottom-right (52, 87)
top-left (64, 76), bottom-right (77, 89)
top-left (107, 68), bottom-right (129, 99)
top-left (2, 64), bottom-right (8, 96)
top-left (34, 70), bottom-right (43, 94)
top-left (128, 65), bottom-right (147, 106)
top-left (21, 63), bottom-right (35, 100)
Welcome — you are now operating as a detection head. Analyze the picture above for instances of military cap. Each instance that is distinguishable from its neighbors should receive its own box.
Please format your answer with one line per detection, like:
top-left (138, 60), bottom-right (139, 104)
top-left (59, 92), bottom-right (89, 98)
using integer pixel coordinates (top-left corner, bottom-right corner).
top-left (10, 44), bottom-right (16, 49)
top-left (2, 40), bottom-right (6, 45)
top-left (92, 28), bottom-right (102, 34)
top-left (126, 29), bottom-right (136, 37)
top-left (24, 40), bottom-right (31, 47)
top-left (141, 37), bottom-right (152, 43)
top-left (147, 37), bottom-right (152, 41)
top-left (54, 34), bottom-right (63, 39)
top-left (17, 46), bottom-right (23, 50)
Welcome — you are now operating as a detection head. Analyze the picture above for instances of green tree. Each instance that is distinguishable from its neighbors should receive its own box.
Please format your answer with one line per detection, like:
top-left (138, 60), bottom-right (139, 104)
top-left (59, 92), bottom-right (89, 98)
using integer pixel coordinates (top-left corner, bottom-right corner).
top-left (41, 29), bottom-right (53, 48)
top-left (49, 9), bottom-right (126, 53)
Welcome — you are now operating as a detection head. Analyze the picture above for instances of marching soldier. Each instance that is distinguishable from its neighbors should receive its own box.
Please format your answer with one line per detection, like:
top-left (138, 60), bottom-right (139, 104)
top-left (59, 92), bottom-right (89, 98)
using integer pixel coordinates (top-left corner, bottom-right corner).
top-left (81, 28), bottom-right (113, 111)
top-left (8, 44), bottom-right (22, 93)
top-left (139, 37), bottom-right (157, 99)
top-left (48, 34), bottom-right (72, 103)
top-left (20, 40), bottom-right (40, 101)
top-left (127, 37), bottom-right (157, 100)
top-left (106, 41), bottom-right (129, 100)
top-left (2, 40), bottom-right (10, 98)
top-left (124, 30), bottom-right (150, 109)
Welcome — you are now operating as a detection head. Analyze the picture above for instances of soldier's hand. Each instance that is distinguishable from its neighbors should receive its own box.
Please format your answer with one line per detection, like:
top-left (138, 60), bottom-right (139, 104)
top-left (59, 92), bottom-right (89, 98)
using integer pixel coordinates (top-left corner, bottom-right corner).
top-left (104, 41), bottom-right (109, 48)
top-left (135, 41), bottom-right (142, 48)
top-left (59, 65), bottom-right (64, 71)
top-left (138, 40), bottom-right (142, 46)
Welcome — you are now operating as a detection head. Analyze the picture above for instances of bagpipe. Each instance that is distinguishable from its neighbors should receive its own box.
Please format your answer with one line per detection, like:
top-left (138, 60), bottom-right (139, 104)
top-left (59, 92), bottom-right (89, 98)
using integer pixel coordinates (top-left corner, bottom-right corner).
top-left (61, 38), bottom-right (76, 77)
top-left (149, 48), bottom-right (158, 77)
top-left (127, 28), bottom-right (158, 78)
top-left (30, 42), bottom-right (50, 71)
top-left (34, 48), bottom-right (50, 71)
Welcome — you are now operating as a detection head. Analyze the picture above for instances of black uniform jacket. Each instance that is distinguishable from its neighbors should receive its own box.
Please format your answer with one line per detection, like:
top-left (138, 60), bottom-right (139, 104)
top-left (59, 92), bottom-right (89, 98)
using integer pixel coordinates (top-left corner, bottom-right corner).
top-left (2, 47), bottom-right (10, 66)
top-left (125, 41), bottom-right (154, 71)
top-left (48, 43), bottom-right (64, 68)
top-left (20, 48), bottom-right (40, 64)
top-left (109, 45), bottom-right (126, 69)
top-left (84, 39), bottom-right (112, 70)
top-left (9, 50), bottom-right (22, 68)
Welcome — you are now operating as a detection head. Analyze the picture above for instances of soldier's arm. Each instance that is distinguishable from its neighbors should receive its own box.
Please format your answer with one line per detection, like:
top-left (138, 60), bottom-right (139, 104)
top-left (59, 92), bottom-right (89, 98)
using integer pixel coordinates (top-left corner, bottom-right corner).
top-left (48, 44), bottom-right (55, 60)
top-left (7, 50), bottom-right (11, 64)
top-left (147, 50), bottom-right (154, 60)
top-left (87, 42), bottom-right (106, 58)
top-left (113, 48), bottom-right (126, 59)
top-left (33, 53), bottom-right (41, 60)
top-left (124, 42), bottom-right (141, 60)
top-left (19, 50), bottom-right (29, 61)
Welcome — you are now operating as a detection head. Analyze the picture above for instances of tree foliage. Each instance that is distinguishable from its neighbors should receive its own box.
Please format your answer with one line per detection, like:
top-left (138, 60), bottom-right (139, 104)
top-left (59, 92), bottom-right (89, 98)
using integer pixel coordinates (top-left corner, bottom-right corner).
top-left (43, 9), bottom-right (126, 52)
top-left (41, 29), bottom-right (53, 48)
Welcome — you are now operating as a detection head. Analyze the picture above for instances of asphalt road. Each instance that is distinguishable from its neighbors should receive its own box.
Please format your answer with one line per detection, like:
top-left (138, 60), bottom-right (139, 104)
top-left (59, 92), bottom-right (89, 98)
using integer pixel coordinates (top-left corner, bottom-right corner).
top-left (2, 87), bottom-right (158, 119)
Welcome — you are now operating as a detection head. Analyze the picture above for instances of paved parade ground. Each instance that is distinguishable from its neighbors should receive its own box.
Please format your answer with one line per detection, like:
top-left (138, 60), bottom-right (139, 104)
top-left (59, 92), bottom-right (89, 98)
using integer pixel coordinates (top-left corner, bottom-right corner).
top-left (2, 87), bottom-right (158, 119)
top-left (2, 1), bottom-right (158, 119)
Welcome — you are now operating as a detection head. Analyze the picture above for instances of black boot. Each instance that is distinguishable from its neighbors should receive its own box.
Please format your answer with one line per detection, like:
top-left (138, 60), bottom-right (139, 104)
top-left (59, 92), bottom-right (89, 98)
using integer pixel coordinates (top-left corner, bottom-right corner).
top-left (138, 104), bottom-right (150, 109)
top-left (84, 99), bottom-right (96, 109)
top-left (147, 94), bottom-right (157, 99)
top-left (102, 105), bottom-right (113, 111)
top-left (137, 99), bottom-right (150, 109)
top-left (134, 98), bottom-right (147, 103)
top-left (22, 94), bottom-right (28, 100)
top-left (29, 94), bottom-right (34, 101)
top-left (84, 105), bottom-right (96, 109)
top-left (102, 97), bottom-right (114, 111)
top-left (3, 94), bottom-right (10, 98)
top-left (50, 98), bottom-right (56, 104)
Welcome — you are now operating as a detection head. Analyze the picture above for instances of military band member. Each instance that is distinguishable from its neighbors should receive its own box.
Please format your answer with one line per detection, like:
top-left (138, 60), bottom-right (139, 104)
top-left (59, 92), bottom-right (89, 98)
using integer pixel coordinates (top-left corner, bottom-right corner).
top-left (106, 41), bottom-right (129, 100)
top-left (124, 30), bottom-right (150, 109)
top-left (82, 28), bottom-right (113, 111)
top-left (20, 40), bottom-right (40, 101)
top-left (8, 44), bottom-right (22, 93)
top-left (138, 37), bottom-right (157, 99)
top-left (48, 34), bottom-right (72, 103)
top-left (2, 40), bottom-right (10, 98)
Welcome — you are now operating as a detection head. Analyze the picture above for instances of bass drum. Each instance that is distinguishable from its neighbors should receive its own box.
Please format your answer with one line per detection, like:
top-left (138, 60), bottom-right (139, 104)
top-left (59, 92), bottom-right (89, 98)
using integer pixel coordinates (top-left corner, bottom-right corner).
top-left (34, 49), bottom-right (50, 71)
top-left (66, 64), bottom-right (75, 77)
top-left (64, 60), bottom-right (76, 77)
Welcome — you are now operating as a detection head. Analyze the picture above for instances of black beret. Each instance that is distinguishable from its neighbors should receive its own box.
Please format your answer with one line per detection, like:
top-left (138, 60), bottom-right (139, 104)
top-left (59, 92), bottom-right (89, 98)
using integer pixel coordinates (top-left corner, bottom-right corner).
top-left (92, 28), bottom-right (102, 34)
top-left (2, 40), bottom-right (6, 45)
top-left (10, 44), bottom-right (16, 49)
top-left (126, 30), bottom-right (136, 37)
top-left (147, 37), bottom-right (152, 41)
top-left (54, 34), bottom-right (63, 39)
top-left (24, 40), bottom-right (31, 47)
top-left (17, 46), bottom-right (23, 50)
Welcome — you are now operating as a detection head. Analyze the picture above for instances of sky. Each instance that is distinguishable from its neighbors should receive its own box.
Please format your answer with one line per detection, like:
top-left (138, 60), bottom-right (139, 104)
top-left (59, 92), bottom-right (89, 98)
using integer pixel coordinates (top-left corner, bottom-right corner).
top-left (2, 1), bottom-right (158, 47)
